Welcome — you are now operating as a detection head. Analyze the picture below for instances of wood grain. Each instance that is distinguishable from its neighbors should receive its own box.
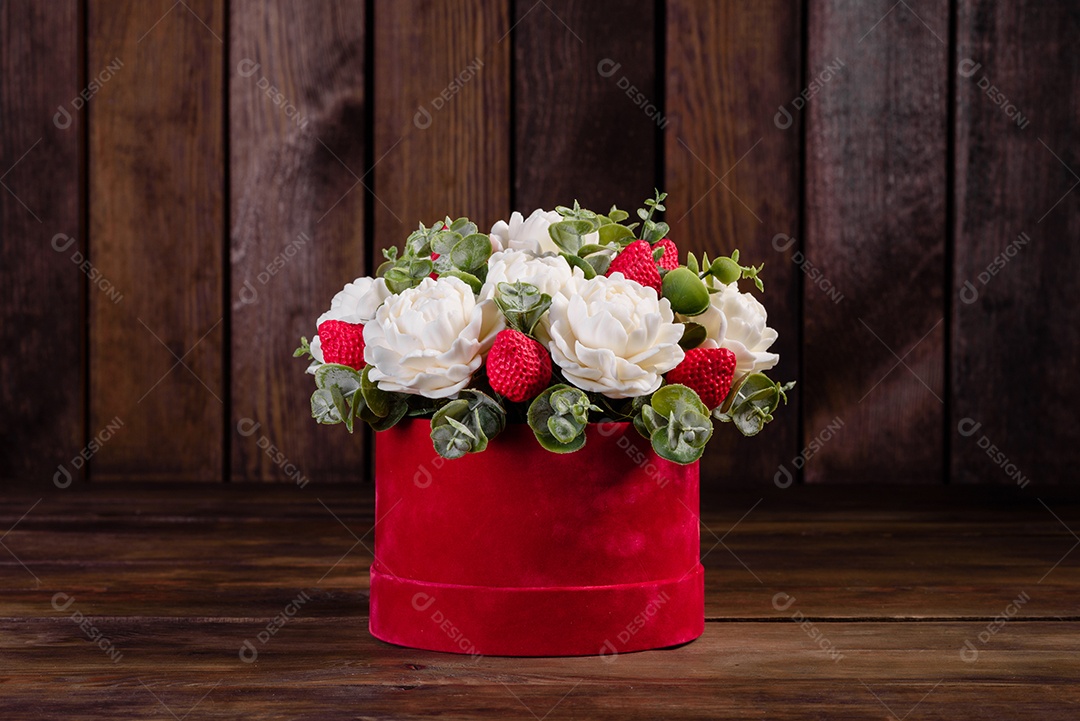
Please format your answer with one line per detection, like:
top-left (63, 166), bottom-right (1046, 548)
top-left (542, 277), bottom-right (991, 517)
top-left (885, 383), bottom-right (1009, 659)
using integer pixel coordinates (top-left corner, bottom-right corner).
top-left (373, 0), bottom-right (510, 242)
top-left (3, 485), bottom-right (1077, 619)
top-left (2, 484), bottom-right (1080, 718)
top-left (2, 619), bottom-right (1078, 719)
top-left (513, 0), bottom-right (656, 213)
top-left (664, 1), bottom-right (802, 486)
top-left (0, 1), bottom-right (83, 488)
top-left (952, 1), bottom-right (1080, 485)
top-left (88, 0), bottom-right (225, 481)
top-left (803, 0), bottom-right (948, 483)
top-left (230, 0), bottom-right (368, 482)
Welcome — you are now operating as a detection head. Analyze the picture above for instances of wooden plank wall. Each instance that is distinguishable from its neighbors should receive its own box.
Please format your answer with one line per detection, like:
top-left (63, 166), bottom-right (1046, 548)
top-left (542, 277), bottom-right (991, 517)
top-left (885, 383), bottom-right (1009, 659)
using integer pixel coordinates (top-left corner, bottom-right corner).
top-left (1, 0), bottom-right (1076, 487)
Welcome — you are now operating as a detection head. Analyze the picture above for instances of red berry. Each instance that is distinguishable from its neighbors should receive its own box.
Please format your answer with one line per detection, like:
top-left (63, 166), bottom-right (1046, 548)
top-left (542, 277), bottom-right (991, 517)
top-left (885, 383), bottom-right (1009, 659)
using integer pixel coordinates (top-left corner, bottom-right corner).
top-left (486, 329), bottom-right (552, 402)
top-left (429, 252), bottom-right (440, 279)
top-left (607, 240), bottom-right (662, 293)
top-left (654, 238), bottom-right (679, 271)
top-left (666, 348), bottom-right (737, 410)
top-left (318, 320), bottom-right (366, 370)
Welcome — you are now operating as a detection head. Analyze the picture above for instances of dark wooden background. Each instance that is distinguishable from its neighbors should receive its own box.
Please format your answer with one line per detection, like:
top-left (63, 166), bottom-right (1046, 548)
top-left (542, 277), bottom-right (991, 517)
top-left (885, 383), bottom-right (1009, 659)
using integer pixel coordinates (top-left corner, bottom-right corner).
top-left (1, 0), bottom-right (1076, 487)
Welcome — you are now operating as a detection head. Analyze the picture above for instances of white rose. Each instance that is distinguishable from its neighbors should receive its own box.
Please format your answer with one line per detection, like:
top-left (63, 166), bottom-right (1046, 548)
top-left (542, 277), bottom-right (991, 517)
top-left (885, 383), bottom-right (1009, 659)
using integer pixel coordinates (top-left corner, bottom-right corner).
top-left (489, 208), bottom-right (598, 257)
top-left (309, 276), bottom-right (392, 366)
top-left (545, 273), bottom-right (685, 398)
top-left (363, 276), bottom-right (503, 398)
top-left (479, 249), bottom-right (575, 301)
top-left (696, 283), bottom-right (779, 377)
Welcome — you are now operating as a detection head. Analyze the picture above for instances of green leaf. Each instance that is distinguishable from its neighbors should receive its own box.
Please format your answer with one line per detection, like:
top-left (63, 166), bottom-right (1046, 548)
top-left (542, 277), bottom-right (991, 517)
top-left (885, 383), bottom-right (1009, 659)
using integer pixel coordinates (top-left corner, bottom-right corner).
top-left (715, 374), bottom-right (794, 437)
top-left (687, 253), bottom-right (699, 275)
top-left (577, 243), bottom-right (609, 256)
top-left (561, 252), bottom-right (597, 279)
top-left (443, 268), bottom-right (482, 294)
top-left (597, 223), bottom-right (634, 246)
top-left (408, 258), bottom-right (434, 279)
top-left (431, 230), bottom-right (462, 256)
top-left (638, 383), bottom-right (712, 464)
top-left (652, 383), bottom-right (709, 418)
top-left (360, 365), bottom-right (390, 417)
top-left (494, 282), bottom-right (552, 335)
top-left (650, 424), bottom-right (708, 464)
top-left (369, 399), bottom-right (408, 431)
top-left (548, 220), bottom-right (594, 254)
top-left (585, 253), bottom-right (613, 276)
top-left (547, 414), bottom-right (580, 444)
top-left (608, 207), bottom-right (629, 223)
top-left (315, 364), bottom-right (363, 397)
top-left (641, 404), bottom-right (664, 435)
top-left (527, 384), bottom-right (589, 453)
top-left (678, 322), bottom-right (708, 350)
top-left (294, 336), bottom-right (312, 358)
top-left (428, 391), bottom-right (505, 458)
top-left (448, 217), bottom-right (478, 237)
top-left (450, 233), bottom-right (492, 272)
top-left (311, 388), bottom-right (343, 425)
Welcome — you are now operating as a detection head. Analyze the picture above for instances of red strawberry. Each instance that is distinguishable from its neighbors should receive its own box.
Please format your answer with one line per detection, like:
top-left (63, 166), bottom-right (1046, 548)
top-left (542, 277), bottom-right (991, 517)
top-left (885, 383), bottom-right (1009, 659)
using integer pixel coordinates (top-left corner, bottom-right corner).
top-left (486, 329), bottom-right (552, 402)
top-left (653, 238), bottom-right (679, 270)
top-left (666, 348), bottom-right (737, 410)
top-left (607, 240), bottom-right (662, 293)
top-left (318, 320), bottom-right (366, 370)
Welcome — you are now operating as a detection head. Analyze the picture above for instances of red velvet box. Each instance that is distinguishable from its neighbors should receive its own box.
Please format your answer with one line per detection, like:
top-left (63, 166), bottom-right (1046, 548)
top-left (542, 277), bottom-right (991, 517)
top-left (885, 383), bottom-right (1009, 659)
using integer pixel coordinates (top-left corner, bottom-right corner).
top-left (370, 419), bottom-right (704, 657)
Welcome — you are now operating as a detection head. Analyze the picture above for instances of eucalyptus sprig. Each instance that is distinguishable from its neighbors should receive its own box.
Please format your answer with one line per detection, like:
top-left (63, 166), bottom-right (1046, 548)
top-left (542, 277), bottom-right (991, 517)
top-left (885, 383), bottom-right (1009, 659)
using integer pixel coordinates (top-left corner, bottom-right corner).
top-left (635, 189), bottom-right (669, 244)
top-left (715, 374), bottom-right (795, 436)
top-left (377, 217), bottom-right (492, 293)
top-left (494, 281), bottom-right (551, 336)
top-left (689, 249), bottom-right (766, 292)
top-left (430, 389), bottom-right (506, 459)
top-left (527, 384), bottom-right (600, 453)
top-left (635, 384), bottom-right (714, 463)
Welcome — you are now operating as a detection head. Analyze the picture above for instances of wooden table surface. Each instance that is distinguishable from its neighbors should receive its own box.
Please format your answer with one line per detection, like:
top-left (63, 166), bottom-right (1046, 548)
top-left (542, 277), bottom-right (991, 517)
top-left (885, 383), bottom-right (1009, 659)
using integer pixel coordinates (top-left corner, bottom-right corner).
top-left (2, 483), bottom-right (1078, 719)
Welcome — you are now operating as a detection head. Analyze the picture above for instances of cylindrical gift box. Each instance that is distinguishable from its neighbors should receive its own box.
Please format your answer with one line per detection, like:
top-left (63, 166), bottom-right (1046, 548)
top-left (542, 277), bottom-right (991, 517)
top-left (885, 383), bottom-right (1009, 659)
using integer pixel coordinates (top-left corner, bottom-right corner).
top-left (370, 420), bottom-right (703, 657)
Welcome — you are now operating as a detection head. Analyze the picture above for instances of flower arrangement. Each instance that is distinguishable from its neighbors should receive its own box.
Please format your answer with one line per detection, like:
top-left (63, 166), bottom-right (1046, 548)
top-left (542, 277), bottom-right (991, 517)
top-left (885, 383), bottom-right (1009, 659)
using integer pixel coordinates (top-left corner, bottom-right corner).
top-left (295, 191), bottom-right (793, 464)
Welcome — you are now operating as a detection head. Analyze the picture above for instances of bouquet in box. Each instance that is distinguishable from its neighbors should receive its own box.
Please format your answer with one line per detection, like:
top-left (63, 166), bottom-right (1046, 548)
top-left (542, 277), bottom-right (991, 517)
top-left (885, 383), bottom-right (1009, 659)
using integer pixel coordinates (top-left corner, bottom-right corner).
top-left (295, 191), bottom-right (792, 464)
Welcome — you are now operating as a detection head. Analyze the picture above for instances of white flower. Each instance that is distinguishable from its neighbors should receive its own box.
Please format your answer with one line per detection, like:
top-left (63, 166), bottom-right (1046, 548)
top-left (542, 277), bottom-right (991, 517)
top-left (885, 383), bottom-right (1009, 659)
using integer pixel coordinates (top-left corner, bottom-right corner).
top-left (479, 249), bottom-right (575, 301)
top-left (695, 282), bottom-right (779, 377)
top-left (309, 277), bottom-right (392, 366)
top-left (545, 273), bottom-right (685, 398)
top-left (318, 276), bottom-right (392, 326)
top-left (363, 276), bottom-right (503, 398)
top-left (489, 208), bottom-right (598, 257)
